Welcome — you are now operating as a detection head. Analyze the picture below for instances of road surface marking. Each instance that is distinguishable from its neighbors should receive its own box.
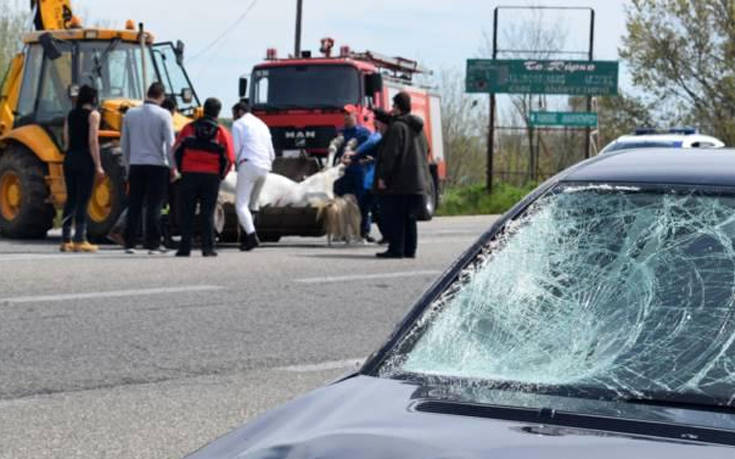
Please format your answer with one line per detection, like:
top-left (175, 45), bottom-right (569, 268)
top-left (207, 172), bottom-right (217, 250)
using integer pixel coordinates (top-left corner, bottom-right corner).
top-left (295, 270), bottom-right (441, 284)
top-left (277, 358), bottom-right (364, 373)
top-left (0, 286), bottom-right (224, 304)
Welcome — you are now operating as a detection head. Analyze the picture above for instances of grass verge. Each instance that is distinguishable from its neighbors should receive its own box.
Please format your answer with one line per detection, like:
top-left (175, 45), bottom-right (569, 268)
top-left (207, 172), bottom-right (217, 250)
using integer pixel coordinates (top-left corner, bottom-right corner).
top-left (437, 182), bottom-right (537, 216)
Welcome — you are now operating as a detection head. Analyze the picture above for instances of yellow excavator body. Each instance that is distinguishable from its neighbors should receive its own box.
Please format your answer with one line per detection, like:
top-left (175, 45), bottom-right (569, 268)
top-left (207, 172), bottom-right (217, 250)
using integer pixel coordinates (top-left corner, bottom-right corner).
top-left (0, 0), bottom-right (201, 239)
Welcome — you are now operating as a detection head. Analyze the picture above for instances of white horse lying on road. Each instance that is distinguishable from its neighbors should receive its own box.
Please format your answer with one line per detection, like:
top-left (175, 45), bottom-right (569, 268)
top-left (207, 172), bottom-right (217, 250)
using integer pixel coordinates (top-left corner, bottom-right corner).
top-left (219, 164), bottom-right (344, 208)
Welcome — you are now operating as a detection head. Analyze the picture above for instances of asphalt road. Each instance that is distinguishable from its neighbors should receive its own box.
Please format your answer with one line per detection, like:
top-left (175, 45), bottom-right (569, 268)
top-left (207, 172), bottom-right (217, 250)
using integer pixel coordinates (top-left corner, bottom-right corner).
top-left (0, 215), bottom-right (496, 458)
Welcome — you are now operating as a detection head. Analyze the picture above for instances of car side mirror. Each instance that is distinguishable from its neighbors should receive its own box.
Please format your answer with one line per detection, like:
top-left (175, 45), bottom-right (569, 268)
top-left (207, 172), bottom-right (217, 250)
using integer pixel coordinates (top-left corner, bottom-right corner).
top-left (365, 73), bottom-right (383, 95)
top-left (39, 33), bottom-right (62, 61)
top-left (174, 40), bottom-right (185, 66)
top-left (239, 77), bottom-right (248, 99)
top-left (181, 87), bottom-right (193, 104)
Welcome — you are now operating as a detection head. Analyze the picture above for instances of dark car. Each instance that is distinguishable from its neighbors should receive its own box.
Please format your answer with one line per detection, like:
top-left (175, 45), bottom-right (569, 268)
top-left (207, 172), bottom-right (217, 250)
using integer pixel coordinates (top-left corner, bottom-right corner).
top-left (189, 149), bottom-right (735, 458)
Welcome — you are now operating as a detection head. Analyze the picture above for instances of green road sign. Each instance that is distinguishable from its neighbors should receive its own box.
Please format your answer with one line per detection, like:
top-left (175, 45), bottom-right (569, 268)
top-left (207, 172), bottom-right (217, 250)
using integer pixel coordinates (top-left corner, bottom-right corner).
top-left (466, 59), bottom-right (619, 95)
top-left (529, 111), bottom-right (598, 127)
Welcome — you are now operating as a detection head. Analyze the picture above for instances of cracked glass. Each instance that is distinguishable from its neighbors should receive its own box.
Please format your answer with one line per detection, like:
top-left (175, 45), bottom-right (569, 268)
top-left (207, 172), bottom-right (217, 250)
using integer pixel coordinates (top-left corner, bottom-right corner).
top-left (380, 184), bottom-right (735, 407)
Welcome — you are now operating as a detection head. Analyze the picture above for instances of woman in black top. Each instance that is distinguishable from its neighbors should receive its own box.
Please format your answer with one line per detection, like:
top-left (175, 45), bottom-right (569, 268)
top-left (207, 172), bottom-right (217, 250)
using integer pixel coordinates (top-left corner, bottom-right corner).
top-left (60, 85), bottom-right (105, 252)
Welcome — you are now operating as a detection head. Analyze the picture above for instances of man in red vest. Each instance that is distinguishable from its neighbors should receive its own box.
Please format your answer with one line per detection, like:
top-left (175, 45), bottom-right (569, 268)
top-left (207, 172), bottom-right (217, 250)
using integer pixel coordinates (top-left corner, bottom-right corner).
top-left (173, 98), bottom-right (234, 257)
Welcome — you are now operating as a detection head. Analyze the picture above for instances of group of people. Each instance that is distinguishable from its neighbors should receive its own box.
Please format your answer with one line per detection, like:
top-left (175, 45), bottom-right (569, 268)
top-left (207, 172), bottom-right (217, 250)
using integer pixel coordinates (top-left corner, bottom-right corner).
top-left (334, 91), bottom-right (433, 259)
top-left (60, 82), bottom-right (275, 256)
top-left (59, 82), bottom-right (430, 259)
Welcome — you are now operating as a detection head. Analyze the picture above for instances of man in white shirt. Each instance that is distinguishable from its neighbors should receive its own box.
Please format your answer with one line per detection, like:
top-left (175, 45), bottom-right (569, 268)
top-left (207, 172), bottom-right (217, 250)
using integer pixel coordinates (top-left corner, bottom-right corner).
top-left (231, 101), bottom-right (275, 251)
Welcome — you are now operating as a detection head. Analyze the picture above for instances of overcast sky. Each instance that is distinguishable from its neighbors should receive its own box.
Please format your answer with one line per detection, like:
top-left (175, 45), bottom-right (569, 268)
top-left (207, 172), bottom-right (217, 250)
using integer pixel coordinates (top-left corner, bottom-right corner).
top-left (68, 0), bottom-right (628, 107)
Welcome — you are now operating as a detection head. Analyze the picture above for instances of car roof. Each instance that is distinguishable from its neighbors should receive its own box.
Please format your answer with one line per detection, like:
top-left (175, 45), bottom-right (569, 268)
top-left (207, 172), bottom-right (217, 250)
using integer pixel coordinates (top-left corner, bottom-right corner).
top-left (563, 148), bottom-right (735, 187)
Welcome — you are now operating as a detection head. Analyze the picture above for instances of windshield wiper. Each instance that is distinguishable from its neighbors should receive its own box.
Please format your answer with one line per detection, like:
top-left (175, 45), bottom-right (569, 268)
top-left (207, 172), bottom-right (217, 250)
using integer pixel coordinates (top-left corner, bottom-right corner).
top-left (622, 396), bottom-right (735, 414)
top-left (86, 38), bottom-right (121, 83)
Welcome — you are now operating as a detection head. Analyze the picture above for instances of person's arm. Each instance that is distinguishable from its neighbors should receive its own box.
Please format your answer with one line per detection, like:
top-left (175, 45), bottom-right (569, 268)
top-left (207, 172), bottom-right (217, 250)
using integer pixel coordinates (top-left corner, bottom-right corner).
top-left (375, 123), bottom-right (404, 189)
top-left (172, 124), bottom-right (191, 172)
top-left (221, 127), bottom-right (235, 176)
top-left (354, 133), bottom-right (380, 160)
top-left (162, 111), bottom-right (177, 179)
top-left (88, 110), bottom-right (104, 180)
top-left (267, 128), bottom-right (276, 164)
top-left (62, 116), bottom-right (69, 152)
top-left (121, 115), bottom-right (131, 174)
top-left (232, 121), bottom-right (242, 166)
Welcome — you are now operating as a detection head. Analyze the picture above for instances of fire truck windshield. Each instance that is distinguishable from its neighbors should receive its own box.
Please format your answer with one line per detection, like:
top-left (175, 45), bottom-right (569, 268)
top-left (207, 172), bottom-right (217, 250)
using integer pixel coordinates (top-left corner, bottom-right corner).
top-left (251, 64), bottom-right (361, 110)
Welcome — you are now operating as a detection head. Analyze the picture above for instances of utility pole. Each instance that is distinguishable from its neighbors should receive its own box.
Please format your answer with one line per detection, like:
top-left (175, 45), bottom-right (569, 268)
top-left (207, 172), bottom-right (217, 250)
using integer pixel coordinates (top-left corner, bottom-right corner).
top-left (294, 0), bottom-right (303, 57)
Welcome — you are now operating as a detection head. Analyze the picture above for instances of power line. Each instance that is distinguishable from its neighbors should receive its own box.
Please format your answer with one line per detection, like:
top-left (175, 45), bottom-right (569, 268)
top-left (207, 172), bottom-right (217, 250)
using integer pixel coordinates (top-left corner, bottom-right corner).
top-left (187, 0), bottom-right (258, 62)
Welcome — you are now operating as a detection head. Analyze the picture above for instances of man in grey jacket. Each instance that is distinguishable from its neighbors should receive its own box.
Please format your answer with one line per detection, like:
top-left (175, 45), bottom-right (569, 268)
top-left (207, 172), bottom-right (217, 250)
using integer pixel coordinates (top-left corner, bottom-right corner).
top-left (121, 82), bottom-right (177, 254)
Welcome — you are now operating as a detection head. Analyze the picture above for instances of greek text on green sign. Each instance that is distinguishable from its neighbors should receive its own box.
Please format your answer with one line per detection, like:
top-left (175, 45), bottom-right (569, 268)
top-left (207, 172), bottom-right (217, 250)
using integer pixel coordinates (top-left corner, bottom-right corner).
top-left (529, 111), bottom-right (598, 127)
top-left (466, 59), bottom-right (619, 96)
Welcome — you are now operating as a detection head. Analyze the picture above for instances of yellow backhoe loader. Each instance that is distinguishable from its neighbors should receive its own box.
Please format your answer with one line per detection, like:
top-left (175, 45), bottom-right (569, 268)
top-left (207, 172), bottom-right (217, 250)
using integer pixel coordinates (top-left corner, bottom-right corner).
top-left (0, 0), bottom-right (201, 239)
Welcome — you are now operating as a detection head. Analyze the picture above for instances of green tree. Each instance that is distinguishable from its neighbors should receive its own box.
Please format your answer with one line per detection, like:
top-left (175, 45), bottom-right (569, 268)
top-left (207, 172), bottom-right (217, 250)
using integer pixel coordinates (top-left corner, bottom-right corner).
top-left (621, 0), bottom-right (735, 142)
top-left (438, 69), bottom-right (488, 187)
top-left (596, 92), bottom-right (655, 147)
top-left (0, 1), bottom-right (26, 77)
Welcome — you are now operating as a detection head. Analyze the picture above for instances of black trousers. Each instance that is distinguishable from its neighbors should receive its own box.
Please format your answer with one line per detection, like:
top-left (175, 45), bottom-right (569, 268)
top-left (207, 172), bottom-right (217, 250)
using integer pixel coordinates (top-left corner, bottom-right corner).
top-left (124, 165), bottom-right (169, 250)
top-left (62, 154), bottom-right (95, 243)
top-left (177, 172), bottom-right (220, 254)
top-left (380, 194), bottom-right (422, 257)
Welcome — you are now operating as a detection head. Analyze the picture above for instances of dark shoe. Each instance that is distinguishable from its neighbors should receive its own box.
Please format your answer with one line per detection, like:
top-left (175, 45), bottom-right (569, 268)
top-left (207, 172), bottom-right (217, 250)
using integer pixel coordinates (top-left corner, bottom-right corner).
top-left (175, 250), bottom-right (190, 257)
top-left (377, 238), bottom-right (388, 245)
top-left (364, 235), bottom-right (376, 243)
top-left (241, 232), bottom-right (260, 251)
top-left (202, 250), bottom-right (218, 257)
top-left (376, 250), bottom-right (403, 259)
top-left (405, 253), bottom-right (416, 259)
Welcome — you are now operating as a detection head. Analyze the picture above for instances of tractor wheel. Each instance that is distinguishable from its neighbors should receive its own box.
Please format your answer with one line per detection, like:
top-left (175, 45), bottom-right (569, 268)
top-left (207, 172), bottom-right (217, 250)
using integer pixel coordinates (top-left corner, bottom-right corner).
top-left (87, 148), bottom-right (127, 242)
top-left (0, 144), bottom-right (55, 238)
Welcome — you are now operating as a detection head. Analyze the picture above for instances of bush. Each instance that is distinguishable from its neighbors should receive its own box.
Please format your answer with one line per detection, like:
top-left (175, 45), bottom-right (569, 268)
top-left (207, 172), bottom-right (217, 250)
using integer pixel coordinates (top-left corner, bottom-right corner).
top-left (437, 182), bottom-right (537, 216)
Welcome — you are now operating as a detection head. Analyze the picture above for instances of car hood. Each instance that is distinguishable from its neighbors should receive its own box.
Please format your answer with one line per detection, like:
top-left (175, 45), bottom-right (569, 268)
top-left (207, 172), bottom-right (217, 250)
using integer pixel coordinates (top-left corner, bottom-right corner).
top-left (188, 375), bottom-right (735, 458)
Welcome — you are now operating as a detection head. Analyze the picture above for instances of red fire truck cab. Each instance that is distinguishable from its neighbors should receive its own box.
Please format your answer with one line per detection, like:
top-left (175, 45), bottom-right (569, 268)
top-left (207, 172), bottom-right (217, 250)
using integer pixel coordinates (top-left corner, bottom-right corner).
top-left (239, 39), bottom-right (445, 220)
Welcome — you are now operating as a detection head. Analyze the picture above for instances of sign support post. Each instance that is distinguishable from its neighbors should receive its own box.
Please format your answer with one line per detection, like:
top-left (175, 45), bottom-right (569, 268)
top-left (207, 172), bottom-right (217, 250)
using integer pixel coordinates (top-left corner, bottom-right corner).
top-left (481, 6), bottom-right (602, 192)
top-left (487, 9), bottom-right (499, 193)
top-left (584, 9), bottom-right (595, 159)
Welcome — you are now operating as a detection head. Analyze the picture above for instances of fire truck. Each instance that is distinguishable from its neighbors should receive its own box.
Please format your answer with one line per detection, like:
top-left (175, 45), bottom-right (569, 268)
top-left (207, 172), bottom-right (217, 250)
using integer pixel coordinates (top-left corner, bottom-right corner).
top-left (238, 39), bottom-right (445, 240)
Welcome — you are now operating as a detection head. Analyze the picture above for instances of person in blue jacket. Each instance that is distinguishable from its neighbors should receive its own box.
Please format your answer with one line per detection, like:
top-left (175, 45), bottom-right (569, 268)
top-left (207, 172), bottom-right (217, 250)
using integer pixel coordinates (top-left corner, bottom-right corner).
top-left (333, 105), bottom-right (371, 199)
top-left (351, 108), bottom-right (392, 242)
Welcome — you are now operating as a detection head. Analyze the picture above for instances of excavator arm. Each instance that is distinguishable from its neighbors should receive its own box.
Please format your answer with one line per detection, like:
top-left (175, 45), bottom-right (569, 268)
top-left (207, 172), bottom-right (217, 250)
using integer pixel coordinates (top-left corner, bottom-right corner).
top-left (30, 0), bottom-right (73, 31)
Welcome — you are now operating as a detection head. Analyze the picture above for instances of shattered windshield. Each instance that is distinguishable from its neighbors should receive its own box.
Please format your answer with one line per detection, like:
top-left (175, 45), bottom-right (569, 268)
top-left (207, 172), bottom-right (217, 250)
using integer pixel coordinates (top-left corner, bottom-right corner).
top-left (380, 184), bottom-right (735, 408)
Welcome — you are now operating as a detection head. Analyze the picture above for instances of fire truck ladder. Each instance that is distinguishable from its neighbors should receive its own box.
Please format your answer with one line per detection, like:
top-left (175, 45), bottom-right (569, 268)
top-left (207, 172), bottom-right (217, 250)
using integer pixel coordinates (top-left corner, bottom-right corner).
top-left (349, 50), bottom-right (432, 82)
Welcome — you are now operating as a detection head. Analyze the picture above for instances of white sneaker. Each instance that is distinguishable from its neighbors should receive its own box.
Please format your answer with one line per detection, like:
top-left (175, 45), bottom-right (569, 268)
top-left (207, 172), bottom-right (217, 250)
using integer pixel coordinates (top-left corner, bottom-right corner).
top-left (148, 247), bottom-right (168, 255)
top-left (124, 248), bottom-right (136, 254)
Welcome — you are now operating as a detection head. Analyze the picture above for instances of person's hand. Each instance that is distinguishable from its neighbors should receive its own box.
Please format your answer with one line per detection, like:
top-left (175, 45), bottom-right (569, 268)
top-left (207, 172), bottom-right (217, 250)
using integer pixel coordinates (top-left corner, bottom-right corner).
top-left (170, 167), bottom-right (180, 183)
top-left (377, 179), bottom-right (387, 190)
top-left (95, 166), bottom-right (105, 182)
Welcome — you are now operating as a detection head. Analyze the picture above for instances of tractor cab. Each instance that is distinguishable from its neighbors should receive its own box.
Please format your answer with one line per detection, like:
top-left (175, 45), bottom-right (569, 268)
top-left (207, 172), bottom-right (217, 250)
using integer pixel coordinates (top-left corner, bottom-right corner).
top-left (15, 30), bottom-right (199, 143)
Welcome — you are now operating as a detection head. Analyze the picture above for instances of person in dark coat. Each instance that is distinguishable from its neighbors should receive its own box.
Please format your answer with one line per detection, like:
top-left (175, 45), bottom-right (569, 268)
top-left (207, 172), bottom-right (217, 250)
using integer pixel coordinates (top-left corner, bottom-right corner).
top-left (373, 92), bottom-right (432, 258)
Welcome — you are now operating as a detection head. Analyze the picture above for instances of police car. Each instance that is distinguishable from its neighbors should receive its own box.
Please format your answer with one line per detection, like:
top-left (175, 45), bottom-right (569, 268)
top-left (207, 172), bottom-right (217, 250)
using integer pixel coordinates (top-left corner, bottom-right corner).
top-left (600, 127), bottom-right (725, 154)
